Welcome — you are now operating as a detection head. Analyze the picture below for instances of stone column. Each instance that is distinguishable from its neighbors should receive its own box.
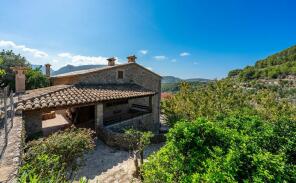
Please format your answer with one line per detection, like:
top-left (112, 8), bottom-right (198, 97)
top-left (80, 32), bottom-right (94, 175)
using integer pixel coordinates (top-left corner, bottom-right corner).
top-left (11, 67), bottom-right (28, 94)
top-left (151, 94), bottom-right (160, 133)
top-left (95, 103), bottom-right (104, 129)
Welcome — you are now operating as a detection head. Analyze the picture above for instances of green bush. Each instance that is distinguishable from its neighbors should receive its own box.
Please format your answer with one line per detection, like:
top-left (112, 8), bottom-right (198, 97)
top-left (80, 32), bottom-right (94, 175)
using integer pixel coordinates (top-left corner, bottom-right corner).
top-left (19, 127), bottom-right (95, 182)
top-left (162, 79), bottom-right (296, 126)
top-left (142, 115), bottom-right (296, 182)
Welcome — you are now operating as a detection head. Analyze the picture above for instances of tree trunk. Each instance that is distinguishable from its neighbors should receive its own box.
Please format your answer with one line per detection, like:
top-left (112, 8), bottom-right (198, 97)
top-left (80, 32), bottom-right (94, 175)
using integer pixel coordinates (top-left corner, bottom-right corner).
top-left (140, 150), bottom-right (144, 165)
top-left (133, 151), bottom-right (140, 178)
top-left (140, 150), bottom-right (144, 181)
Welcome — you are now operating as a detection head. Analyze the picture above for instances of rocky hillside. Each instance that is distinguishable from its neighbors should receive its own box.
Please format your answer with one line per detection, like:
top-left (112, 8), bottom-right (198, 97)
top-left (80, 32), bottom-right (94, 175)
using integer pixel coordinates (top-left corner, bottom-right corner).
top-left (228, 45), bottom-right (296, 80)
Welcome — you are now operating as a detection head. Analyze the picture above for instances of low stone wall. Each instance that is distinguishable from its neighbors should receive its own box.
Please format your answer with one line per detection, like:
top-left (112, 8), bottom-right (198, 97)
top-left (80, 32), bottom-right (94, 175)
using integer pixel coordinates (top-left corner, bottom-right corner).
top-left (0, 114), bottom-right (24, 183)
top-left (106, 113), bottom-right (156, 132)
top-left (97, 125), bottom-right (166, 150)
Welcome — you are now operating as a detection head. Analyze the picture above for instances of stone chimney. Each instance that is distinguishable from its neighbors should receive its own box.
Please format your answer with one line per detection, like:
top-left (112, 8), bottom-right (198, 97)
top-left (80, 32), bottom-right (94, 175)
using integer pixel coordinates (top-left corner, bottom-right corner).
top-left (127, 55), bottom-right (137, 63)
top-left (11, 67), bottom-right (28, 93)
top-left (45, 64), bottom-right (51, 77)
top-left (107, 57), bottom-right (116, 66)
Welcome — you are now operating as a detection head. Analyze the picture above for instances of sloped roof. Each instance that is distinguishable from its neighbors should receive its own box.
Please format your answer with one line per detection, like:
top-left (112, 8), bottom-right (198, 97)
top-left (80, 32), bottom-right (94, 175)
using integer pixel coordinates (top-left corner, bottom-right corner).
top-left (51, 63), bottom-right (161, 78)
top-left (16, 84), bottom-right (155, 112)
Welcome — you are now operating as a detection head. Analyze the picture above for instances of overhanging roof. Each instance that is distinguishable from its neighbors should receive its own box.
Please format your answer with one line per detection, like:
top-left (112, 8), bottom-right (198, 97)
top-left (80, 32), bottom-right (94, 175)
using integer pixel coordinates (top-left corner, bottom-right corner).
top-left (16, 84), bottom-right (155, 112)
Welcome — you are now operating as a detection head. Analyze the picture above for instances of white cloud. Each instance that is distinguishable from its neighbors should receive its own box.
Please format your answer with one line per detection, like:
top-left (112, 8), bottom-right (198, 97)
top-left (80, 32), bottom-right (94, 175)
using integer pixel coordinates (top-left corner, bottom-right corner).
top-left (139, 50), bottom-right (148, 55)
top-left (171, 59), bottom-right (177, 62)
top-left (58, 52), bottom-right (111, 65)
top-left (147, 67), bottom-right (153, 71)
top-left (52, 59), bottom-right (59, 63)
top-left (58, 52), bottom-right (72, 58)
top-left (0, 40), bottom-right (48, 58)
top-left (154, 55), bottom-right (167, 60)
top-left (180, 52), bottom-right (190, 57)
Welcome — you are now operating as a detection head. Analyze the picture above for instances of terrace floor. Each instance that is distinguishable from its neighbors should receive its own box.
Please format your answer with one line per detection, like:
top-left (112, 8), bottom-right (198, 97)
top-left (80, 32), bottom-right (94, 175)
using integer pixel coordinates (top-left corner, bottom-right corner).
top-left (74, 140), bottom-right (164, 183)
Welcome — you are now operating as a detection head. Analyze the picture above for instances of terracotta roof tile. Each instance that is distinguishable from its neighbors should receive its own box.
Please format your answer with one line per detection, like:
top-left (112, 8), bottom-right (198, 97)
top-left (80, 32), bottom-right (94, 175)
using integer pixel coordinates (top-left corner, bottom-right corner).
top-left (16, 84), bottom-right (155, 112)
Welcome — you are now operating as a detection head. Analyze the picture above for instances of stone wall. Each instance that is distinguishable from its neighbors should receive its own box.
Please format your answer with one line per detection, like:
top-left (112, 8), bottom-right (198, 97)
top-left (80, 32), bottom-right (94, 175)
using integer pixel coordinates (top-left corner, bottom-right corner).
top-left (23, 110), bottom-right (43, 137)
top-left (106, 113), bottom-right (156, 133)
top-left (97, 125), bottom-right (165, 150)
top-left (0, 115), bottom-right (24, 183)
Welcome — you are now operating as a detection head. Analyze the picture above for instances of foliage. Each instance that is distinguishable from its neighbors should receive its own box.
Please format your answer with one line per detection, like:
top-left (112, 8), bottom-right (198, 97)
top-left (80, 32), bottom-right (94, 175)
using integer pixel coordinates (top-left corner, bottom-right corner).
top-left (19, 127), bottom-right (95, 182)
top-left (0, 50), bottom-right (49, 90)
top-left (228, 45), bottom-right (296, 80)
top-left (0, 50), bottom-right (29, 89)
top-left (161, 79), bottom-right (296, 126)
top-left (125, 129), bottom-right (154, 153)
top-left (161, 81), bottom-right (207, 93)
top-left (142, 115), bottom-right (296, 182)
top-left (125, 129), bottom-right (154, 179)
top-left (26, 66), bottom-right (49, 90)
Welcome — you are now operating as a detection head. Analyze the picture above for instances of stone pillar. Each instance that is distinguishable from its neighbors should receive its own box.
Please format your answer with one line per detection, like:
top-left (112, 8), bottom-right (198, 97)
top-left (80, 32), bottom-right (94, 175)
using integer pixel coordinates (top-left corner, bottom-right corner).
top-left (152, 92), bottom-right (161, 133)
top-left (45, 64), bottom-right (51, 77)
top-left (149, 95), bottom-right (153, 112)
top-left (11, 67), bottom-right (28, 93)
top-left (95, 103), bottom-right (104, 129)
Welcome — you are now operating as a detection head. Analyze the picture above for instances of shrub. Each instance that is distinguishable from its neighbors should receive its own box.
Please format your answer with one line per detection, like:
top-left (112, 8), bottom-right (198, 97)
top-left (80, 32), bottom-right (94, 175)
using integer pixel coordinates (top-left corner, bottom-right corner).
top-left (162, 79), bottom-right (296, 126)
top-left (142, 115), bottom-right (296, 182)
top-left (19, 127), bottom-right (95, 182)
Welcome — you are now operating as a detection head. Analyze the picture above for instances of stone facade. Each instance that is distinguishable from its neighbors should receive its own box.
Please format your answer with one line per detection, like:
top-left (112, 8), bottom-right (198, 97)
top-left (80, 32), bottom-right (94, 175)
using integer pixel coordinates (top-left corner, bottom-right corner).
top-left (53, 63), bottom-right (161, 133)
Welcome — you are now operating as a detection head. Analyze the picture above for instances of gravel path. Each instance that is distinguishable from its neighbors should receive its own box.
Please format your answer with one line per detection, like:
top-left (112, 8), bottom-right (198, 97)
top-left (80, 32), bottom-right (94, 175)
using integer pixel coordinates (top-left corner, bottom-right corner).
top-left (74, 140), bottom-right (164, 183)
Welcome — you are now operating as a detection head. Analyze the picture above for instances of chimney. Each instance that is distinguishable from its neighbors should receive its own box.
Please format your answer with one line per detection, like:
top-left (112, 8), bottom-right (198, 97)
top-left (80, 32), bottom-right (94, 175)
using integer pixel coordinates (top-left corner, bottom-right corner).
top-left (127, 55), bottom-right (137, 63)
top-left (11, 67), bottom-right (28, 94)
top-left (107, 57), bottom-right (116, 66)
top-left (45, 64), bottom-right (51, 77)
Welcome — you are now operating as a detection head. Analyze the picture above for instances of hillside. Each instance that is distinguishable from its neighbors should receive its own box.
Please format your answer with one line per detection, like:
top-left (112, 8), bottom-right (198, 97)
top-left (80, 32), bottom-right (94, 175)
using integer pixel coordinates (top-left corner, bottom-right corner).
top-left (52, 64), bottom-right (105, 76)
top-left (228, 45), bottom-right (296, 80)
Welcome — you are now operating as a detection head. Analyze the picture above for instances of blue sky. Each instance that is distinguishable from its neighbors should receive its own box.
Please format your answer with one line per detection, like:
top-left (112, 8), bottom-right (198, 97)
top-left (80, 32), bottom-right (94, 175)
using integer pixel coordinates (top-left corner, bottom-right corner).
top-left (0, 0), bottom-right (296, 79)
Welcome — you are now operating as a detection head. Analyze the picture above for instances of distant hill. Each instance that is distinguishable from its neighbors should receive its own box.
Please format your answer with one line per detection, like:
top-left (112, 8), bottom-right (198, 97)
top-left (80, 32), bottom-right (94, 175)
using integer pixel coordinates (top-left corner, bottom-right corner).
top-left (228, 45), bottom-right (296, 80)
top-left (52, 64), bottom-right (105, 76)
top-left (161, 76), bottom-right (211, 93)
top-left (162, 76), bottom-right (210, 83)
top-left (162, 76), bottom-right (182, 83)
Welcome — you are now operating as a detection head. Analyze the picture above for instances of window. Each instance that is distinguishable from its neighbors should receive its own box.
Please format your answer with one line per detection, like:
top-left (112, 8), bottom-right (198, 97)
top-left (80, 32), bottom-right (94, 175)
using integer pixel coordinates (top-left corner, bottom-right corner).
top-left (117, 70), bottom-right (124, 79)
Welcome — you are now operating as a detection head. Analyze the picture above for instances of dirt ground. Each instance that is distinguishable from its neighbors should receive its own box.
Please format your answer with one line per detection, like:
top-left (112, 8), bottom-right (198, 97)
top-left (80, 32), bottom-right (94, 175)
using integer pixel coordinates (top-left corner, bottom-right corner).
top-left (74, 140), bottom-right (164, 183)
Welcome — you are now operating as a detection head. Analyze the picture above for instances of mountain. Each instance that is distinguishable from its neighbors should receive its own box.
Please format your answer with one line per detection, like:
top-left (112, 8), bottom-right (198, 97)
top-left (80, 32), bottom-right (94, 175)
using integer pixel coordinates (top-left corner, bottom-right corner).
top-left (185, 78), bottom-right (210, 83)
top-left (228, 45), bottom-right (296, 80)
top-left (162, 76), bottom-right (210, 83)
top-left (162, 76), bottom-right (182, 83)
top-left (52, 64), bottom-right (105, 76)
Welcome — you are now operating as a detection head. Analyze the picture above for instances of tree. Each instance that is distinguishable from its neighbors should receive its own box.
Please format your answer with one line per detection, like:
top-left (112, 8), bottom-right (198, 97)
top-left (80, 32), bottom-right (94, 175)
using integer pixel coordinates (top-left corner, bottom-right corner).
top-left (142, 115), bottom-right (296, 182)
top-left (228, 69), bottom-right (242, 77)
top-left (125, 129), bottom-right (154, 179)
top-left (26, 66), bottom-right (49, 90)
top-left (0, 50), bottom-right (49, 90)
top-left (0, 50), bottom-right (29, 89)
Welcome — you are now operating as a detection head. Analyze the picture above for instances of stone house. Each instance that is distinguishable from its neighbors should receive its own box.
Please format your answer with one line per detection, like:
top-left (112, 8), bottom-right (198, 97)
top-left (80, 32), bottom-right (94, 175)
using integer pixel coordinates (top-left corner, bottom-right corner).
top-left (15, 55), bottom-right (161, 139)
